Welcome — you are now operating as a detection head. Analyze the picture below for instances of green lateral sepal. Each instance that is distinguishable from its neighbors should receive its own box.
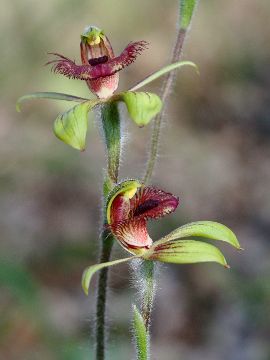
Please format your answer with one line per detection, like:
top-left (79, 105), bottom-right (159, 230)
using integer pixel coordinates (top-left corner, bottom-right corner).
top-left (142, 239), bottom-right (229, 268)
top-left (112, 91), bottom-right (162, 127)
top-left (82, 256), bottom-right (137, 295)
top-left (155, 221), bottom-right (241, 249)
top-left (53, 100), bottom-right (99, 151)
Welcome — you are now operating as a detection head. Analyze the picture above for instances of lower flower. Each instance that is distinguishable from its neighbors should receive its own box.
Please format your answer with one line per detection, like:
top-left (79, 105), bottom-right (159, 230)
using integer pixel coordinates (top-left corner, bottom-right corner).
top-left (82, 179), bottom-right (242, 295)
top-left (106, 180), bottom-right (179, 254)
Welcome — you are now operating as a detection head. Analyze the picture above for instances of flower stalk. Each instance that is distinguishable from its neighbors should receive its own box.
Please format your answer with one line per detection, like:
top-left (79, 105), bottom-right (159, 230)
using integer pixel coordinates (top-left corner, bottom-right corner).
top-left (95, 230), bottom-right (114, 360)
top-left (143, 0), bottom-right (199, 184)
top-left (132, 261), bottom-right (155, 360)
top-left (133, 304), bottom-right (149, 360)
top-left (143, 28), bottom-right (187, 185)
top-left (101, 102), bottom-right (121, 185)
top-left (137, 25), bottom-right (188, 353)
top-left (95, 102), bottom-right (122, 359)
top-left (138, 260), bottom-right (156, 331)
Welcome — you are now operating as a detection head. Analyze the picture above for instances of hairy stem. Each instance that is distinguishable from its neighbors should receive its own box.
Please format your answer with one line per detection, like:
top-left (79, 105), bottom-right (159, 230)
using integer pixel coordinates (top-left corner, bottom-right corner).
top-left (131, 259), bottom-right (156, 359)
top-left (140, 2), bottom-right (199, 357)
top-left (101, 102), bottom-right (121, 184)
top-left (95, 231), bottom-right (114, 360)
top-left (143, 28), bottom-right (186, 185)
top-left (139, 28), bottom-right (187, 351)
top-left (140, 261), bottom-right (155, 331)
top-left (133, 304), bottom-right (149, 360)
top-left (95, 103), bottom-right (121, 360)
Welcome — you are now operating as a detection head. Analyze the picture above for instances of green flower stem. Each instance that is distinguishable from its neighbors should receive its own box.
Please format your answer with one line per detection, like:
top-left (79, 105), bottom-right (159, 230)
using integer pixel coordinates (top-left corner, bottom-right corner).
top-left (140, 261), bottom-right (155, 331)
top-left (140, 2), bottom-right (199, 357)
top-left (143, 0), bottom-right (199, 184)
top-left (132, 260), bottom-right (155, 360)
top-left (144, 0), bottom-right (198, 184)
top-left (95, 102), bottom-right (121, 360)
top-left (95, 230), bottom-right (114, 360)
top-left (139, 27), bottom-right (187, 353)
top-left (133, 305), bottom-right (149, 360)
top-left (143, 27), bottom-right (187, 185)
top-left (101, 102), bottom-right (121, 184)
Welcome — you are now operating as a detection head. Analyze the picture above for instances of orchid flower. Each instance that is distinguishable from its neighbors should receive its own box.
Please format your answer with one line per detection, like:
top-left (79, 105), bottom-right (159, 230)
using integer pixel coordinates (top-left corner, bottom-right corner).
top-left (82, 180), bottom-right (241, 295)
top-left (17, 25), bottom-right (197, 151)
top-left (49, 26), bottom-right (148, 99)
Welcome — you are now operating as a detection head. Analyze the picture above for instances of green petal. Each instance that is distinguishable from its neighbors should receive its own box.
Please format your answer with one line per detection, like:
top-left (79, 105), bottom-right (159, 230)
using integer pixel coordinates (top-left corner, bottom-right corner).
top-left (106, 179), bottom-right (142, 224)
top-left (143, 239), bottom-right (228, 267)
top-left (155, 221), bottom-right (241, 249)
top-left (179, 0), bottom-right (198, 30)
top-left (129, 61), bottom-right (198, 91)
top-left (53, 100), bottom-right (98, 151)
top-left (114, 92), bottom-right (162, 127)
top-left (16, 92), bottom-right (89, 112)
top-left (82, 256), bottom-right (136, 295)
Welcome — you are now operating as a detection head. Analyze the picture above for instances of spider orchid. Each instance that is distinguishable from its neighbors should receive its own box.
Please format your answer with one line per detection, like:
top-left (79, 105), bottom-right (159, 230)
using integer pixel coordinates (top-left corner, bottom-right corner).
top-left (17, 25), bottom-right (197, 151)
top-left (82, 180), bottom-right (242, 295)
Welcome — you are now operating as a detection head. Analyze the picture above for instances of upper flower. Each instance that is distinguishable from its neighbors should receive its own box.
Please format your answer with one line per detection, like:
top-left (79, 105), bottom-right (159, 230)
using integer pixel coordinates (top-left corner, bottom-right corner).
top-left (48, 25), bottom-right (148, 99)
top-left (106, 180), bottom-right (179, 254)
top-left (17, 25), bottom-right (197, 151)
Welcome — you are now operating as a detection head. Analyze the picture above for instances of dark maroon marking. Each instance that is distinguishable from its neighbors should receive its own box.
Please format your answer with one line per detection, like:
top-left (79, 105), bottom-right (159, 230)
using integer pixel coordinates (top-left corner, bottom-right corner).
top-left (134, 199), bottom-right (159, 217)
top-left (88, 55), bottom-right (108, 66)
top-left (153, 243), bottom-right (171, 251)
top-left (125, 243), bottom-right (151, 250)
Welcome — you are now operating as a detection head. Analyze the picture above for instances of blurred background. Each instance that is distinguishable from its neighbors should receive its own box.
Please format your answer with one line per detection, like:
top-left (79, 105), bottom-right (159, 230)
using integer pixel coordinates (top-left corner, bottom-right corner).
top-left (1, 0), bottom-right (270, 359)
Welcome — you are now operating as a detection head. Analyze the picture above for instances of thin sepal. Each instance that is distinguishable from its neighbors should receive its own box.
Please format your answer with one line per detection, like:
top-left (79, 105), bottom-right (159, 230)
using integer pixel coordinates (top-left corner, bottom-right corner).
top-left (82, 256), bottom-right (137, 295)
top-left (142, 239), bottom-right (229, 268)
top-left (155, 221), bottom-right (241, 249)
top-left (16, 92), bottom-right (89, 112)
top-left (129, 61), bottom-right (198, 91)
top-left (112, 92), bottom-right (162, 127)
top-left (133, 304), bottom-right (149, 360)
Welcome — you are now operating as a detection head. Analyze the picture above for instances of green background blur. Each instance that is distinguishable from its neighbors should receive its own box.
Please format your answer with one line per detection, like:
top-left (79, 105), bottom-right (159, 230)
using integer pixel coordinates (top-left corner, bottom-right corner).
top-left (1, 0), bottom-right (270, 359)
